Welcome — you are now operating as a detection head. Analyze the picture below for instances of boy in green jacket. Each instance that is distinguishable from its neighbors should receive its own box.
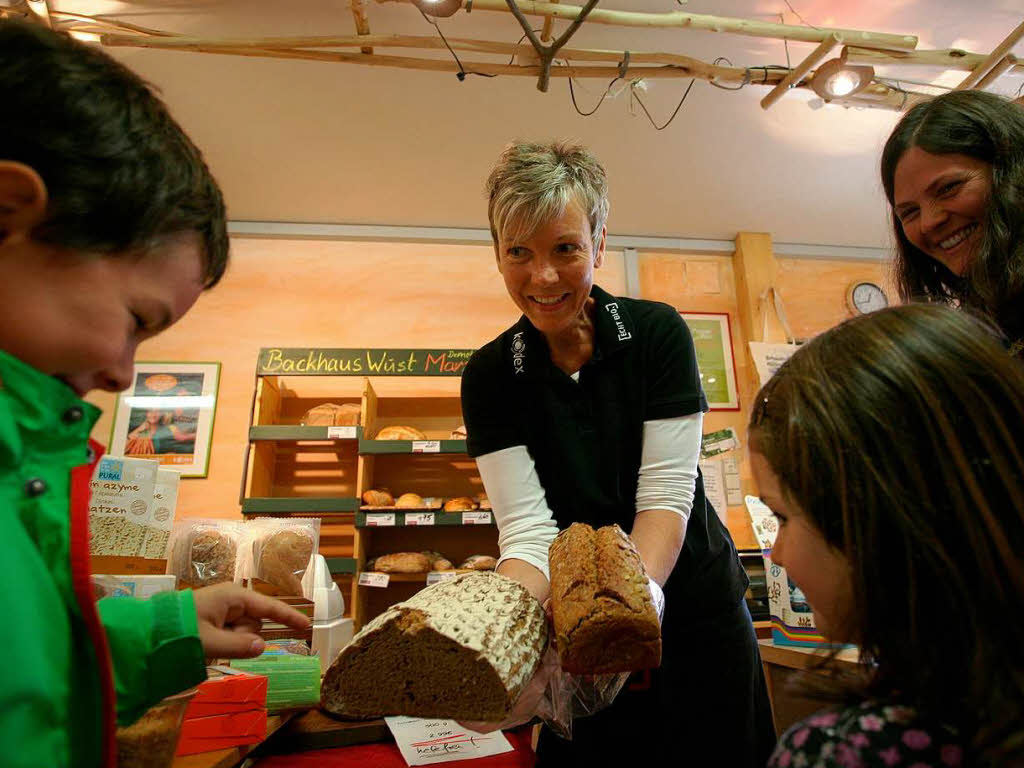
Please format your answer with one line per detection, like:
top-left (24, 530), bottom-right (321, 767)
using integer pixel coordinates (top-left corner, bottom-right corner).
top-left (0, 19), bottom-right (309, 767)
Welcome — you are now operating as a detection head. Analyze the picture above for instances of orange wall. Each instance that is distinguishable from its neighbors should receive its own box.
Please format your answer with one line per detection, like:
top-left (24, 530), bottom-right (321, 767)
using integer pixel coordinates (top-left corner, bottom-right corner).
top-left (87, 237), bottom-right (894, 548)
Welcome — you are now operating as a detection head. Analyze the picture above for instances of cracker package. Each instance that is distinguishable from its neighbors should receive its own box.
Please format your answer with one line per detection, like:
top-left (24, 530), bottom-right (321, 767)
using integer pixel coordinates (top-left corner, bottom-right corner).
top-left (167, 519), bottom-right (243, 588)
top-left (141, 469), bottom-right (181, 559)
top-left (247, 518), bottom-right (320, 595)
top-left (89, 456), bottom-right (160, 556)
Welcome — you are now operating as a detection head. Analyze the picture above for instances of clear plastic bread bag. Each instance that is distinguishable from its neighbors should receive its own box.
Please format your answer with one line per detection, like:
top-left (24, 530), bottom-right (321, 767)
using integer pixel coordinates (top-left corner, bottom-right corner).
top-left (165, 519), bottom-right (243, 588)
top-left (250, 518), bottom-right (320, 595)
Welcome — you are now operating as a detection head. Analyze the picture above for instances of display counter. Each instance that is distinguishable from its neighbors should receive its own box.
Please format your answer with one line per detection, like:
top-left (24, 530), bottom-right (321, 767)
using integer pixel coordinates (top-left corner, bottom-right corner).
top-left (758, 639), bottom-right (862, 736)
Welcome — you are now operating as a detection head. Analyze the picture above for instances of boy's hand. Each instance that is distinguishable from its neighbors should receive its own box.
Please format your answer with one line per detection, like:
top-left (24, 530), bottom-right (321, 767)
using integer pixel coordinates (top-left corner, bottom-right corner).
top-left (192, 583), bottom-right (310, 658)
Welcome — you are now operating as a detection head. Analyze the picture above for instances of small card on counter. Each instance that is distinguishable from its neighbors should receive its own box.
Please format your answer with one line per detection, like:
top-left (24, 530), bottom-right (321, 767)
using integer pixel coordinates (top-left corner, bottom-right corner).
top-left (385, 717), bottom-right (513, 766)
top-left (366, 513), bottom-right (396, 527)
top-left (327, 426), bottom-right (357, 439)
top-left (412, 440), bottom-right (441, 453)
top-left (405, 512), bottom-right (435, 526)
top-left (358, 572), bottom-right (390, 588)
top-left (461, 511), bottom-right (491, 525)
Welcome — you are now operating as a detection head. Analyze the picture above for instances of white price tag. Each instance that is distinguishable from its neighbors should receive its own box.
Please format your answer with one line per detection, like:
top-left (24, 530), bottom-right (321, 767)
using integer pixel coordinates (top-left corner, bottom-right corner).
top-left (385, 717), bottom-right (512, 766)
top-left (358, 572), bottom-right (390, 588)
top-left (405, 512), bottom-right (435, 526)
top-left (426, 570), bottom-right (459, 585)
top-left (461, 511), bottom-right (492, 525)
top-left (327, 426), bottom-right (357, 439)
top-left (366, 513), bottom-right (396, 527)
top-left (412, 440), bottom-right (441, 453)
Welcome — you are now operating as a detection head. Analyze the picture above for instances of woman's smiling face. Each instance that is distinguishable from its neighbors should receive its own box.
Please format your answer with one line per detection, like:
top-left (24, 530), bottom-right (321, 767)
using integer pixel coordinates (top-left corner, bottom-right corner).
top-left (892, 147), bottom-right (992, 276)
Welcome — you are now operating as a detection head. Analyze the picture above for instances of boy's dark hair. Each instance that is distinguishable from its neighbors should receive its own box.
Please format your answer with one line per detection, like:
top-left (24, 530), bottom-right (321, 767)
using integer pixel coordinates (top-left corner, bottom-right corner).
top-left (880, 90), bottom-right (1024, 344)
top-left (750, 304), bottom-right (1024, 764)
top-left (0, 20), bottom-right (228, 286)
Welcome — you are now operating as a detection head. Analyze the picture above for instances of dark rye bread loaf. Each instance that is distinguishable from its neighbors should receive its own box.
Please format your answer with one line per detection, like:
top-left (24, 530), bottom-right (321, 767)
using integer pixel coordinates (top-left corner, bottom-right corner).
top-left (549, 522), bottom-right (661, 674)
top-left (320, 571), bottom-right (547, 721)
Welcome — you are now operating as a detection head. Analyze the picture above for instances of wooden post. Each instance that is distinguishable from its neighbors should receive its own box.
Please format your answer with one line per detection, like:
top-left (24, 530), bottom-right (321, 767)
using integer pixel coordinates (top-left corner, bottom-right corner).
top-left (973, 54), bottom-right (1017, 91)
top-left (734, 232), bottom-right (785, 347)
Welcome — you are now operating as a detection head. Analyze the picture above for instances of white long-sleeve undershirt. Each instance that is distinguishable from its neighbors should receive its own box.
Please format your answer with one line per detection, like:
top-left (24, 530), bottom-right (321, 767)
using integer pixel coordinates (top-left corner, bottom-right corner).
top-left (474, 412), bottom-right (704, 579)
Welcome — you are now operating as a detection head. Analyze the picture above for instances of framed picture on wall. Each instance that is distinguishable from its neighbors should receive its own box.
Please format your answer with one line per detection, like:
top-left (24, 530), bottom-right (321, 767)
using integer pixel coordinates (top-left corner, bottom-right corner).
top-left (108, 362), bottom-right (221, 478)
top-left (680, 313), bottom-right (739, 411)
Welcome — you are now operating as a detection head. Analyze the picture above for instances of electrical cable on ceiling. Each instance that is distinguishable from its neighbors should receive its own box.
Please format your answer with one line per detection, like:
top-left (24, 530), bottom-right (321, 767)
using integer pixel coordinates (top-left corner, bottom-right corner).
top-left (631, 77), bottom-right (696, 130)
top-left (566, 67), bottom-right (624, 116)
top-left (782, 0), bottom-right (819, 30)
top-left (708, 57), bottom-right (746, 90)
top-left (418, 8), bottom-right (496, 80)
top-left (508, 30), bottom-right (543, 65)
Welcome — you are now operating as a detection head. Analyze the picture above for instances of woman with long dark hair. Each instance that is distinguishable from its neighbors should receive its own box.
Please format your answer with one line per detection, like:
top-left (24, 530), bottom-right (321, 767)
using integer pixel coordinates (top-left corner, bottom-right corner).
top-left (881, 90), bottom-right (1024, 354)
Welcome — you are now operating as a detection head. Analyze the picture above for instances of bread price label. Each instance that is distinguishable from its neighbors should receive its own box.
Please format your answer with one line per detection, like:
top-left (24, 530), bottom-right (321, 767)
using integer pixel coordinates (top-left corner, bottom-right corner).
top-left (327, 426), bottom-right (357, 439)
top-left (405, 512), bottom-right (435, 526)
top-left (412, 440), bottom-right (441, 453)
top-left (358, 572), bottom-right (390, 588)
top-left (426, 570), bottom-right (459, 585)
top-left (366, 513), bottom-right (396, 527)
top-left (462, 511), bottom-right (492, 525)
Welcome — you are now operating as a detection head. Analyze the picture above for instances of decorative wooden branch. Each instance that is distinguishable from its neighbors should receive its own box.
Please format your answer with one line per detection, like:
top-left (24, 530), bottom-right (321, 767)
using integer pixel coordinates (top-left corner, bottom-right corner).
top-left (974, 54), bottom-right (1017, 91)
top-left (351, 0), bottom-right (373, 54)
top-left (540, 0), bottom-right (558, 42)
top-left (844, 45), bottom-right (1024, 78)
top-left (954, 19), bottom-right (1024, 91)
top-left (504, 0), bottom-right (599, 92)
top-left (376, 0), bottom-right (917, 50)
top-left (25, 0), bottom-right (52, 28)
top-left (760, 33), bottom-right (839, 110)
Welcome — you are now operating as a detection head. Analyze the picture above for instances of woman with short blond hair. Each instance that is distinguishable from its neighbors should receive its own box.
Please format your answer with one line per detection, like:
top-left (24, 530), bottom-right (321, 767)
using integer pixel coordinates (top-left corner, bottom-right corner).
top-left (461, 140), bottom-right (775, 765)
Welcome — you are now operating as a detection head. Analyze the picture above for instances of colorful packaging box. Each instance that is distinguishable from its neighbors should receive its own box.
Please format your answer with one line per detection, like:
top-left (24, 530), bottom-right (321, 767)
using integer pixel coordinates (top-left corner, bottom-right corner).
top-left (175, 709), bottom-right (267, 756)
top-left (185, 667), bottom-right (268, 718)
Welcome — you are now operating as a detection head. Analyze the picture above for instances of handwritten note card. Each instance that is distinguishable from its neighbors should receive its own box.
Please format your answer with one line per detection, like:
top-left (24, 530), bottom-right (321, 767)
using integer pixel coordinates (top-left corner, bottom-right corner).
top-left (385, 717), bottom-right (513, 765)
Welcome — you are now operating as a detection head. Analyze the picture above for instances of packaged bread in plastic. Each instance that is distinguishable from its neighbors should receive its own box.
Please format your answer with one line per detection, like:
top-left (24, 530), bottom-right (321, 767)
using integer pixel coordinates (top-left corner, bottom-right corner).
top-left (248, 518), bottom-right (320, 595)
top-left (140, 469), bottom-right (180, 559)
top-left (166, 519), bottom-right (243, 588)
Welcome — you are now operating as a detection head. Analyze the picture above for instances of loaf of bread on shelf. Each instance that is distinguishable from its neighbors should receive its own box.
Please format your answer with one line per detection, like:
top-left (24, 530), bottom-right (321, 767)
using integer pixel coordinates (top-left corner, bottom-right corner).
top-left (321, 571), bottom-right (548, 721)
top-left (548, 522), bottom-right (661, 674)
top-left (443, 496), bottom-right (476, 512)
top-left (375, 425), bottom-right (427, 440)
top-left (459, 555), bottom-right (497, 571)
top-left (301, 402), bottom-right (361, 427)
top-left (361, 489), bottom-right (394, 507)
top-left (374, 552), bottom-right (433, 573)
top-left (256, 528), bottom-right (314, 594)
top-left (421, 551), bottom-right (454, 571)
top-left (394, 493), bottom-right (424, 508)
top-left (450, 424), bottom-right (467, 440)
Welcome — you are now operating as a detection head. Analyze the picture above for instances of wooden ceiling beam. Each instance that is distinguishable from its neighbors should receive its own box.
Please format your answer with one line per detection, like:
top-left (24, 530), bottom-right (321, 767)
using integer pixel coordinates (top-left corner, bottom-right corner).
top-left (376, 0), bottom-right (917, 50)
top-left (954, 18), bottom-right (1024, 91)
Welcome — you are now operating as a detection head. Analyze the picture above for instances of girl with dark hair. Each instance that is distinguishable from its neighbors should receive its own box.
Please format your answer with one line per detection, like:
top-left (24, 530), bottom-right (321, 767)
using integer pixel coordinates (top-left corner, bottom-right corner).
top-left (880, 90), bottom-right (1024, 355)
top-left (750, 304), bottom-right (1024, 767)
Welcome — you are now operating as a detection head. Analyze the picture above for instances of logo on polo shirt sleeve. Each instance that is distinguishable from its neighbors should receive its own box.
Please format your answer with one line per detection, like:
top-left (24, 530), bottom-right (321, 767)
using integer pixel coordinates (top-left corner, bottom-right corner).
top-left (511, 331), bottom-right (526, 374)
top-left (604, 302), bottom-right (632, 342)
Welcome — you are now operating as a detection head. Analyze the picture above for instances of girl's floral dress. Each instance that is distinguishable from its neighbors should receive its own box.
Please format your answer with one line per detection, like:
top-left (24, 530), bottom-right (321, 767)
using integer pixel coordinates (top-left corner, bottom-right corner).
top-left (769, 700), bottom-right (965, 768)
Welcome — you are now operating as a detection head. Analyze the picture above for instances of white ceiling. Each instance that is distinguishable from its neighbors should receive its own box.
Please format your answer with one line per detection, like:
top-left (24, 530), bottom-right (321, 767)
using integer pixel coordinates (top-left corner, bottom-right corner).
top-left (53, 1), bottom-right (1024, 248)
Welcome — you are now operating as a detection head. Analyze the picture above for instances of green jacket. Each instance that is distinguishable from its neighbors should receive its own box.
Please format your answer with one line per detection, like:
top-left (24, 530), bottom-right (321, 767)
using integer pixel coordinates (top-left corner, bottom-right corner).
top-left (0, 351), bottom-right (206, 768)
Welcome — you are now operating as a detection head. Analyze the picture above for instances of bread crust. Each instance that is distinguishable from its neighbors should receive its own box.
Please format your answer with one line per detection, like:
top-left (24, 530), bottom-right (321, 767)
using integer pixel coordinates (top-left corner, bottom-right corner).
top-left (548, 523), bottom-right (661, 674)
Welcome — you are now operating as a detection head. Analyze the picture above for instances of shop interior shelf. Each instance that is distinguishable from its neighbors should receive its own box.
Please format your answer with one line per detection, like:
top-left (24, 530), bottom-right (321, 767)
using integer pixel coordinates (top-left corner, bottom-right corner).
top-left (360, 572), bottom-right (428, 583)
top-left (358, 438), bottom-right (468, 455)
top-left (324, 557), bottom-right (357, 575)
top-left (249, 425), bottom-right (363, 441)
top-left (355, 510), bottom-right (493, 527)
top-left (242, 497), bottom-right (360, 514)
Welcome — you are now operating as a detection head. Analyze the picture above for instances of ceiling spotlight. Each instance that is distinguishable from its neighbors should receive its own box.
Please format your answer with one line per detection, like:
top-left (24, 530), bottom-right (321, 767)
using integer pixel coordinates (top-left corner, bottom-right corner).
top-left (810, 56), bottom-right (874, 101)
top-left (412, 0), bottom-right (462, 18)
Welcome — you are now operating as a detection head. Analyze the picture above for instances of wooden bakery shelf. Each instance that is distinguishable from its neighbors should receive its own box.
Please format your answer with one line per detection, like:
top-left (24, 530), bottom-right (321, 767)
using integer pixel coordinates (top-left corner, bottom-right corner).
top-left (355, 510), bottom-right (493, 527)
top-left (249, 425), bottom-right (363, 442)
top-left (242, 497), bottom-right (360, 514)
top-left (243, 368), bottom-right (497, 632)
top-left (358, 438), bottom-right (467, 455)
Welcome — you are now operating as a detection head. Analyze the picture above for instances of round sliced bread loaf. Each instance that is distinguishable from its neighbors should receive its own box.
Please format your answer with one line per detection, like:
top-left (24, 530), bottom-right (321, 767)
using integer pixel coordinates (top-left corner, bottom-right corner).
top-left (321, 571), bottom-right (547, 721)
